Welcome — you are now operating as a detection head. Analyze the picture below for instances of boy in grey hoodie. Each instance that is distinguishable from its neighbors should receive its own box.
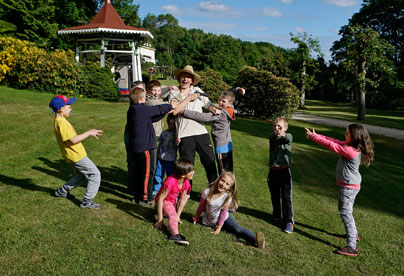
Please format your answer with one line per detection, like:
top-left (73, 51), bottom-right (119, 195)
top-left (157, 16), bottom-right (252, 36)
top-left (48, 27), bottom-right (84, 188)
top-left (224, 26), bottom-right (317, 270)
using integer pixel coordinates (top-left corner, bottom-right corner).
top-left (181, 88), bottom-right (244, 174)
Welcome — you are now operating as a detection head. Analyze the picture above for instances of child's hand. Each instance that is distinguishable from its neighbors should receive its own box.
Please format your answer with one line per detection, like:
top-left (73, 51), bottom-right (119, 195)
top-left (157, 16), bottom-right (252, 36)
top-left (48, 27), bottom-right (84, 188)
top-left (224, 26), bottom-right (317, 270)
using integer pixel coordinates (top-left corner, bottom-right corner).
top-left (170, 86), bottom-right (179, 92)
top-left (305, 128), bottom-right (316, 139)
top-left (154, 220), bottom-right (163, 230)
top-left (170, 101), bottom-right (178, 109)
top-left (188, 93), bottom-right (199, 101)
top-left (211, 228), bottom-right (221, 235)
top-left (88, 129), bottom-right (103, 140)
top-left (192, 216), bottom-right (199, 224)
top-left (176, 138), bottom-right (181, 146)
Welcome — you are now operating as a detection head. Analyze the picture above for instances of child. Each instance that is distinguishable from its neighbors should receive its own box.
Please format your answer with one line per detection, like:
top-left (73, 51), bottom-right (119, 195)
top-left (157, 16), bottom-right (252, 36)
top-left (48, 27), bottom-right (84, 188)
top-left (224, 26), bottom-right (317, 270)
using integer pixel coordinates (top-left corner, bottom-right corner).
top-left (152, 113), bottom-right (177, 198)
top-left (127, 87), bottom-right (197, 206)
top-left (145, 80), bottom-right (169, 202)
top-left (193, 172), bottom-right (265, 248)
top-left (267, 116), bottom-right (294, 233)
top-left (305, 124), bottom-right (374, 257)
top-left (154, 159), bottom-right (194, 245)
top-left (181, 88), bottom-right (244, 173)
top-left (124, 81), bottom-right (146, 191)
top-left (49, 95), bottom-right (103, 209)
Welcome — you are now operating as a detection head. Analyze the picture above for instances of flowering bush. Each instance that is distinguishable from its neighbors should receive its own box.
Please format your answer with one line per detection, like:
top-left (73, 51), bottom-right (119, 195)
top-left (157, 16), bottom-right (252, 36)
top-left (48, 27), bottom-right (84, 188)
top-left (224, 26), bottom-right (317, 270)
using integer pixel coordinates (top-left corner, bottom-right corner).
top-left (0, 37), bottom-right (118, 100)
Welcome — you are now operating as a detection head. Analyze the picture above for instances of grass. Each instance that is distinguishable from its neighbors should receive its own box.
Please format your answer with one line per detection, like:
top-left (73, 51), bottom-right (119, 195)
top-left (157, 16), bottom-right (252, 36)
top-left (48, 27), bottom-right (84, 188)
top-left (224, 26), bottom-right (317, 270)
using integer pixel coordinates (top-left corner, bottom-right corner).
top-left (0, 86), bottom-right (403, 275)
top-left (302, 99), bottom-right (404, 130)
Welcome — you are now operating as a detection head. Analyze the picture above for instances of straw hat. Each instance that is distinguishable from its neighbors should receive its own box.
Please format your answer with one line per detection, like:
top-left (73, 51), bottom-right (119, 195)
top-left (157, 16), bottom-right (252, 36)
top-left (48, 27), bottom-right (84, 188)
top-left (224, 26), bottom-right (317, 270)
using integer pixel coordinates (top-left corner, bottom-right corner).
top-left (174, 65), bottom-right (201, 86)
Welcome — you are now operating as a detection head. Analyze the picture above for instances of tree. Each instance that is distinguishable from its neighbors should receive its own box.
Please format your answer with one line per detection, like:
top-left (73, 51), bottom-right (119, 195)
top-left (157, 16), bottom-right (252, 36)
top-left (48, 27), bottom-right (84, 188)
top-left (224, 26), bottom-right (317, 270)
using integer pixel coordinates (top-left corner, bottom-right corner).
top-left (332, 25), bottom-right (395, 120)
top-left (0, 0), bottom-right (58, 47)
top-left (110, 0), bottom-right (141, 27)
top-left (290, 32), bottom-right (322, 108)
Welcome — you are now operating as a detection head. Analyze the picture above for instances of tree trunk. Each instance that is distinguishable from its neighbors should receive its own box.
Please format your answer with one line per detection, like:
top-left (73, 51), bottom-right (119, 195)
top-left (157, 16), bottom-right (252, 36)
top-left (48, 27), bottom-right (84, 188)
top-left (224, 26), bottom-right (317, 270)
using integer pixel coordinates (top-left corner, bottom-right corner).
top-left (357, 59), bottom-right (366, 120)
top-left (300, 59), bottom-right (306, 108)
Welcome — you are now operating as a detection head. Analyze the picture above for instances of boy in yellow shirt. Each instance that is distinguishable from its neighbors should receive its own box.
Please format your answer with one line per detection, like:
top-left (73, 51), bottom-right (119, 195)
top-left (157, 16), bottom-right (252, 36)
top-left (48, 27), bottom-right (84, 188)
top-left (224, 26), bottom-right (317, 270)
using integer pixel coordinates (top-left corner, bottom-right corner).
top-left (49, 95), bottom-right (103, 209)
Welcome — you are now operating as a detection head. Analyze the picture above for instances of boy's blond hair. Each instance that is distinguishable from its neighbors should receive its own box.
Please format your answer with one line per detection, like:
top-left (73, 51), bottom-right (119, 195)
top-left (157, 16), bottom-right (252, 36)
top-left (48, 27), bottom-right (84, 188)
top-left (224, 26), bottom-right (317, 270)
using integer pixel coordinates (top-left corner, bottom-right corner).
top-left (131, 81), bottom-right (146, 90)
top-left (273, 116), bottom-right (288, 128)
top-left (129, 87), bottom-right (146, 103)
top-left (221, 91), bottom-right (235, 103)
top-left (147, 80), bottom-right (161, 91)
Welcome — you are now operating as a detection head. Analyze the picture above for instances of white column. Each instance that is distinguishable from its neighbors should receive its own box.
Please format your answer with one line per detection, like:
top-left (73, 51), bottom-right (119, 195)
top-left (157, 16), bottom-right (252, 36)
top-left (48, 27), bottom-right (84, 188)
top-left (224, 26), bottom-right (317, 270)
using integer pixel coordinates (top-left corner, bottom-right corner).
top-left (100, 39), bottom-right (105, 68)
top-left (136, 48), bottom-right (142, 81)
top-left (132, 44), bottom-right (137, 81)
top-left (75, 39), bottom-right (79, 62)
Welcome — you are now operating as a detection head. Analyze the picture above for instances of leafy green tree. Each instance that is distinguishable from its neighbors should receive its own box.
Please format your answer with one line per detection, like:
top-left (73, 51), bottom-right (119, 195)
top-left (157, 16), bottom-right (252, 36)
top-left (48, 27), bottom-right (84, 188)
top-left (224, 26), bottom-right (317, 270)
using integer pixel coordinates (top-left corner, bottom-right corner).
top-left (290, 32), bottom-right (323, 108)
top-left (197, 69), bottom-right (231, 102)
top-left (332, 25), bottom-right (395, 120)
top-left (110, 0), bottom-right (141, 27)
top-left (348, 0), bottom-right (404, 75)
top-left (0, 0), bottom-right (58, 47)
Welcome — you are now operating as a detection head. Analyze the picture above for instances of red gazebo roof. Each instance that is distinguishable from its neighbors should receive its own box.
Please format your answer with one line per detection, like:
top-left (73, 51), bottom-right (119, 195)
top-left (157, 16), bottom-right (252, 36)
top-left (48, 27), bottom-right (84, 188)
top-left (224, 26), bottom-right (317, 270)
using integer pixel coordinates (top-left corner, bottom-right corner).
top-left (58, 0), bottom-right (153, 38)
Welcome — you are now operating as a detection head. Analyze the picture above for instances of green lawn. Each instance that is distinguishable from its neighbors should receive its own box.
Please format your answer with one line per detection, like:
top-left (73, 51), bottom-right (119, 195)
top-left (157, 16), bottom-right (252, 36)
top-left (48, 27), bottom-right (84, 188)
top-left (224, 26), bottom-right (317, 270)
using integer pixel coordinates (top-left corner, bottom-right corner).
top-left (0, 87), bottom-right (403, 275)
top-left (303, 99), bottom-right (404, 130)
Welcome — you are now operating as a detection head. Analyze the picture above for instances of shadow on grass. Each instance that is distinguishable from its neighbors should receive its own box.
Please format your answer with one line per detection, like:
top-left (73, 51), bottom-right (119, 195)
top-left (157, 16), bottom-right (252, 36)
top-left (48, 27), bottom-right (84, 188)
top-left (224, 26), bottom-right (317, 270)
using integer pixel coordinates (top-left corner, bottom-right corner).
top-left (33, 157), bottom-right (131, 200)
top-left (294, 221), bottom-right (341, 249)
top-left (0, 173), bottom-right (81, 206)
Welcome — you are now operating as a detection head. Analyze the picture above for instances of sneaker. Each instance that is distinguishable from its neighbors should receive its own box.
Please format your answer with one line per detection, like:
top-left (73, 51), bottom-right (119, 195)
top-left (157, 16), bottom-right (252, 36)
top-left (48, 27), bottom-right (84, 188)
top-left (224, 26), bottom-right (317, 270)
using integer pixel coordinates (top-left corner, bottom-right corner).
top-left (80, 200), bottom-right (101, 209)
top-left (168, 234), bottom-right (189, 245)
top-left (152, 191), bottom-right (158, 200)
top-left (335, 246), bottom-right (358, 256)
top-left (283, 223), bottom-right (294, 233)
top-left (256, 232), bottom-right (265, 249)
top-left (54, 187), bottom-right (74, 199)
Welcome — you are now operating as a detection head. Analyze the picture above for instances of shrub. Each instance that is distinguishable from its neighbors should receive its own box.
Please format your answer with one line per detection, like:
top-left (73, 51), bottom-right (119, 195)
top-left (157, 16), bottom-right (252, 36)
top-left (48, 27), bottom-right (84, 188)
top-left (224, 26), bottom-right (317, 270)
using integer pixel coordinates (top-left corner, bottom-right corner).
top-left (197, 69), bottom-right (231, 102)
top-left (0, 36), bottom-right (118, 100)
top-left (235, 66), bottom-right (300, 118)
top-left (80, 65), bottom-right (119, 100)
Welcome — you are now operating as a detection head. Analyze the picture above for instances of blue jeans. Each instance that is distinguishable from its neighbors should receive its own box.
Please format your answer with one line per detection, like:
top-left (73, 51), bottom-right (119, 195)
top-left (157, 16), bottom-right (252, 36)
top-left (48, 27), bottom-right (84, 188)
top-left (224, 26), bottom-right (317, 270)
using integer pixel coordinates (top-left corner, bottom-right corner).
top-left (338, 186), bottom-right (360, 249)
top-left (223, 214), bottom-right (256, 245)
top-left (153, 159), bottom-right (174, 193)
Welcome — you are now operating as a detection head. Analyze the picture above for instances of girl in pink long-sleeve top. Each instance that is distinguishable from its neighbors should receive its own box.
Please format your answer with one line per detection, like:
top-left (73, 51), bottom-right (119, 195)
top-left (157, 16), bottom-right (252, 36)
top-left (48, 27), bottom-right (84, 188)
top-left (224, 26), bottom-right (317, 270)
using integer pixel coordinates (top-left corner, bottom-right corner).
top-left (154, 159), bottom-right (194, 245)
top-left (305, 124), bottom-right (374, 257)
top-left (192, 172), bottom-right (265, 248)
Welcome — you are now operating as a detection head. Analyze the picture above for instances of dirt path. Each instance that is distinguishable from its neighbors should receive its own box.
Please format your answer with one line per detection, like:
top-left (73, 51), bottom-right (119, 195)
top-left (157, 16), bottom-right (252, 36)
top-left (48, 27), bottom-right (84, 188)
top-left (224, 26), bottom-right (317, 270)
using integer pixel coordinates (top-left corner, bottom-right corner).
top-left (292, 112), bottom-right (404, 141)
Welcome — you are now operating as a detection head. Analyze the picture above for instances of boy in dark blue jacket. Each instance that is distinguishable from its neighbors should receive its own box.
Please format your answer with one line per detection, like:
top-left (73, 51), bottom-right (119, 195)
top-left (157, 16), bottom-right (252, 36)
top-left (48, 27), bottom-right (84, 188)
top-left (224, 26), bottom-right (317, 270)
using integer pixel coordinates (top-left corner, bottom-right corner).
top-left (127, 87), bottom-right (197, 206)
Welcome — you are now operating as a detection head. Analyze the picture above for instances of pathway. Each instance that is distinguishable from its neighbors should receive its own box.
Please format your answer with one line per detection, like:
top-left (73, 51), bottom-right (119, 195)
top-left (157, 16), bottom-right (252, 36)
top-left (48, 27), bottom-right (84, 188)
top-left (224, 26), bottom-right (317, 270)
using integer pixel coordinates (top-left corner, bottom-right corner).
top-left (291, 112), bottom-right (404, 140)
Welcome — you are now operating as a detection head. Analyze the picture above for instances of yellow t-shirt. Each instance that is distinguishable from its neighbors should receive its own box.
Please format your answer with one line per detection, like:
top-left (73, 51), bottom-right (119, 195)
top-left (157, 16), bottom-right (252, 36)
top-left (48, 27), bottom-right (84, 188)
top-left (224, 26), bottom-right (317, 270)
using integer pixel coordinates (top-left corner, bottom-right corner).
top-left (54, 117), bottom-right (87, 163)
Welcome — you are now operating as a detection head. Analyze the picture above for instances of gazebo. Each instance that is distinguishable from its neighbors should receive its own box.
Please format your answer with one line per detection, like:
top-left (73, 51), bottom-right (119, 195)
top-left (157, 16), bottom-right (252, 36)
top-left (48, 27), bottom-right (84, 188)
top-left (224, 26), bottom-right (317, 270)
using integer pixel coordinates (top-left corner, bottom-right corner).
top-left (58, 0), bottom-right (153, 93)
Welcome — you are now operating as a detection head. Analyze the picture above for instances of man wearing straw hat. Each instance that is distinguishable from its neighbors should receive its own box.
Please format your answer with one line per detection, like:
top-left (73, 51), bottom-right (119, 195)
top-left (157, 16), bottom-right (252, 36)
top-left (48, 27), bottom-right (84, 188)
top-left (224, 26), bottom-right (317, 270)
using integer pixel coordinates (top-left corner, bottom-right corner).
top-left (168, 65), bottom-right (219, 186)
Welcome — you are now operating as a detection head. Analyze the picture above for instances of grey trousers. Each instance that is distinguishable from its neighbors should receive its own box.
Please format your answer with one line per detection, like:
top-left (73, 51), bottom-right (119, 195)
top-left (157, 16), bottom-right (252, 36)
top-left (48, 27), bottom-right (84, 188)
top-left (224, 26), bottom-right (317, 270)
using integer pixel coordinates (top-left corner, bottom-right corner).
top-left (63, 156), bottom-right (101, 200)
top-left (338, 186), bottom-right (360, 249)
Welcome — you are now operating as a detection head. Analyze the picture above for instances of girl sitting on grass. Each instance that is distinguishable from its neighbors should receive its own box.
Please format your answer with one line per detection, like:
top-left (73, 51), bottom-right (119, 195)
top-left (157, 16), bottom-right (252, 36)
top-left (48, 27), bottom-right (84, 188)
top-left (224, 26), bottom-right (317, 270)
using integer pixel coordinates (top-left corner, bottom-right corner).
top-left (154, 158), bottom-right (194, 245)
top-left (192, 172), bottom-right (265, 248)
top-left (305, 124), bottom-right (374, 257)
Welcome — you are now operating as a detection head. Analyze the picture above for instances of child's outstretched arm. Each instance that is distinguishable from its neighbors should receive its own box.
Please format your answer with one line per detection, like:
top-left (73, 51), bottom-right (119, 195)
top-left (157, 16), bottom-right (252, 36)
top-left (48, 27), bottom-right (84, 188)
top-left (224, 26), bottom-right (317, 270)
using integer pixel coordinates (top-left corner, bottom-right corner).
top-left (193, 196), bottom-right (207, 224)
top-left (154, 189), bottom-right (168, 230)
top-left (212, 206), bottom-right (229, 235)
top-left (170, 93), bottom-right (199, 115)
top-left (176, 190), bottom-right (189, 224)
top-left (68, 129), bottom-right (103, 145)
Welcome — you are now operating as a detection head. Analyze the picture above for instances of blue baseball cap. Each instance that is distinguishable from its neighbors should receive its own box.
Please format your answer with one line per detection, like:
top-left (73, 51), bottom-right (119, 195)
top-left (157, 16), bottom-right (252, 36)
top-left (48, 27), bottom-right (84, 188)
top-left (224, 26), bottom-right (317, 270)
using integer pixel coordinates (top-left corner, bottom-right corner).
top-left (49, 95), bottom-right (76, 113)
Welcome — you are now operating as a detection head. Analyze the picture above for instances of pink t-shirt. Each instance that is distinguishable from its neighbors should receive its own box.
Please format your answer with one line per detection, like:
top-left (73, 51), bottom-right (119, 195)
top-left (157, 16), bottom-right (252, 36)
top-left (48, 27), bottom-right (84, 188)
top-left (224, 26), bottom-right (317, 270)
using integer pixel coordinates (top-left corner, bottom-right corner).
top-left (155, 176), bottom-right (191, 204)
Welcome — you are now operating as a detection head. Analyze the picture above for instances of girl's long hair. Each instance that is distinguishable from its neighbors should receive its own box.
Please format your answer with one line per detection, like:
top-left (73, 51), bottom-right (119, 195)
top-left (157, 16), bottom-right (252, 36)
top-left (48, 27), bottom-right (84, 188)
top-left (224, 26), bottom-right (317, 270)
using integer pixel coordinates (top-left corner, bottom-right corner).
top-left (172, 158), bottom-right (194, 177)
top-left (347, 124), bottom-right (374, 167)
top-left (206, 172), bottom-right (239, 210)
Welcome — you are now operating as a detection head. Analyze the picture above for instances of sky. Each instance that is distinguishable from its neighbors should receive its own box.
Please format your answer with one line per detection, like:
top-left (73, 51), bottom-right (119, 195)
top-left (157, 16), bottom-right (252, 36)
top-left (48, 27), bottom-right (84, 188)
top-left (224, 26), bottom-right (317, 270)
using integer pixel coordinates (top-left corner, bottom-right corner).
top-left (134, 0), bottom-right (363, 62)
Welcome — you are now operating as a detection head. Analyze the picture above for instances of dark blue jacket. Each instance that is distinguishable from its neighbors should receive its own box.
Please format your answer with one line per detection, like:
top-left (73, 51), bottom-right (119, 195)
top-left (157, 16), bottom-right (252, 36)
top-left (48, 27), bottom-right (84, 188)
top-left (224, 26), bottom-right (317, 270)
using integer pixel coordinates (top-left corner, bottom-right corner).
top-left (127, 103), bottom-right (172, 153)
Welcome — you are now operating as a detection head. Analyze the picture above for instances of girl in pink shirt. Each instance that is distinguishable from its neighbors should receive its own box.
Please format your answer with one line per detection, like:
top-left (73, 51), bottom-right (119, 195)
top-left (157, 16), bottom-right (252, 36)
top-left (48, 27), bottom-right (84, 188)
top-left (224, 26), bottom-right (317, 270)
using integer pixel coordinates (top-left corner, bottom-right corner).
top-left (192, 172), bottom-right (265, 248)
top-left (305, 124), bottom-right (374, 256)
top-left (154, 159), bottom-right (194, 245)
